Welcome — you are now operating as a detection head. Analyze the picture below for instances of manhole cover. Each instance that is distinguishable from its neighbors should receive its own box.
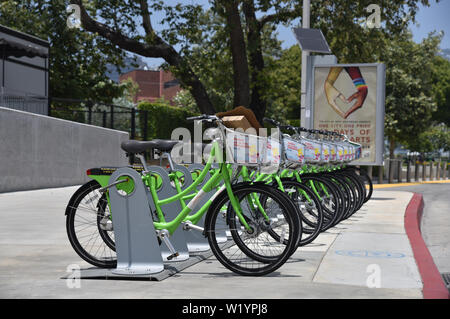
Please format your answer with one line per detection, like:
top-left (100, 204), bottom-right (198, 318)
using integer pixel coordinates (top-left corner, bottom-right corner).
top-left (442, 273), bottom-right (450, 288)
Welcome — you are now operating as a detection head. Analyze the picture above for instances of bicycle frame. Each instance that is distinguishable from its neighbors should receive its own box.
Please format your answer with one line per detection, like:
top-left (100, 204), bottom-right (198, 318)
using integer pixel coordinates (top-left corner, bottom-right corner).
top-left (88, 139), bottom-right (256, 236)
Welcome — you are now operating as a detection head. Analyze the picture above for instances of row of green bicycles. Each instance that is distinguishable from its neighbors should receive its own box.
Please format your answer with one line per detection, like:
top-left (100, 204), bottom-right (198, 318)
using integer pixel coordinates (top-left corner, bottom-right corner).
top-left (65, 114), bottom-right (373, 276)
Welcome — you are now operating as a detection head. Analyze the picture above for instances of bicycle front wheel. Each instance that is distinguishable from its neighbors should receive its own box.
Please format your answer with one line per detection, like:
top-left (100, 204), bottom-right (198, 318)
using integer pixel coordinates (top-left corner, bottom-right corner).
top-left (205, 183), bottom-right (300, 276)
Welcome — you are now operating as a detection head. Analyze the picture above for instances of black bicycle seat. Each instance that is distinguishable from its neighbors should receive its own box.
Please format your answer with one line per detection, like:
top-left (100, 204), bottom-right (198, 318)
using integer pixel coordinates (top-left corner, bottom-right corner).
top-left (120, 139), bottom-right (180, 154)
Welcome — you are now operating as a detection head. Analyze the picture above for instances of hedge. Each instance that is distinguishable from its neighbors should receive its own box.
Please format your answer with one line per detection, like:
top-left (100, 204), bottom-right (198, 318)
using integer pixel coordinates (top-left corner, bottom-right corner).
top-left (137, 101), bottom-right (199, 140)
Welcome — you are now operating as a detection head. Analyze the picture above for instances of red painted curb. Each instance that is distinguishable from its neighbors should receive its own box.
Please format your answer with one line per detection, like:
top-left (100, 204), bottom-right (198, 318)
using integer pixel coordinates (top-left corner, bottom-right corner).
top-left (404, 193), bottom-right (450, 299)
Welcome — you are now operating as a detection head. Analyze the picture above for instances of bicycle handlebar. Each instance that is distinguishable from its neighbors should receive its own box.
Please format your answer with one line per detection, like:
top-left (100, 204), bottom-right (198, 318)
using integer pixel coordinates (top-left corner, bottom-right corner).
top-left (186, 114), bottom-right (219, 122)
top-left (263, 117), bottom-right (280, 127)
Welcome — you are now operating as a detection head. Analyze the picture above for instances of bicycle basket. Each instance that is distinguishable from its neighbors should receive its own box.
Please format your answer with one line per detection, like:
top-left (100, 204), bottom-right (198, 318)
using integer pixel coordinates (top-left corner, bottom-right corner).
top-left (321, 141), bottom-right (331, 163)
top-left (223, 126), bottom-right (279, 167)
top-left (283, 136), bottom-right (305, 165)
top-left (329, 141), bottom-right (337, 162)
top-left (302, 137), bottom-right (322, 163)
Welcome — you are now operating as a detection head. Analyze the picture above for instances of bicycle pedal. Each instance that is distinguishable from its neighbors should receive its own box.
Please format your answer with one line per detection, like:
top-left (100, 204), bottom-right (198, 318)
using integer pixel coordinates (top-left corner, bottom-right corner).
top-left (166, 252), bottom-right (180, 260)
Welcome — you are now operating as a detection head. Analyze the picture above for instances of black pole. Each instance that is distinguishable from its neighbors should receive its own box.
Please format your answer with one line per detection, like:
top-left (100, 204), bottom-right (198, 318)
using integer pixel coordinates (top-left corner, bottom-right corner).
top-left (143, 110), bottom-right (148, 160)
top-left (406, 160), bottom-right (411, 183)
top-left (102, 110), bottom-right (107, 127)
top-left (110, 105), bottom-right (114, 129)
top-left (415, 161), bottom-right (419, 181)
top-left (130, 108), bottom-right (136, 139)
top-left (143, 110), bottom-right (148, 141)
top-left (388, 159), bottom-right (393, 184)
top-left (87, 101), bottom-right (92, 125)
top-left (129, 108), bottom-right (136, 165)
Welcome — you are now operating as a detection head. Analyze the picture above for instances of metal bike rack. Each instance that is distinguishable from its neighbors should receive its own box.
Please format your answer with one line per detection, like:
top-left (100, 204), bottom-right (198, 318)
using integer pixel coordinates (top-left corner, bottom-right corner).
top-left (108, 167), bottom-right (164, 275)
top-left (183, 164), bottom-right (213, 252)
top-left (146, 165), bottom-right (190, 262)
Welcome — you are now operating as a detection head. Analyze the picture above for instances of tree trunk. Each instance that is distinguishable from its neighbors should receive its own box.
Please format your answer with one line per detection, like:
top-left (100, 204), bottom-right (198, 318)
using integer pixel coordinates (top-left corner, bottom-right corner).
top-left (71, 0), bottom-right (216, 115)
top-left (223, 0), bottom-right (250, 108)
top-left (243, 1), bottom-right (266, 124)
top-left (164, 48), bottom-right (216, 114)
top-left (389, 139), bottom-right (396, 159)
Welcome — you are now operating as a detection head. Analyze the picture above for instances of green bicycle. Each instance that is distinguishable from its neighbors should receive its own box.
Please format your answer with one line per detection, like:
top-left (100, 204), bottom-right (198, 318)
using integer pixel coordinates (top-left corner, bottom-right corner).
top-left (65, 115), bottom-right (301, 276)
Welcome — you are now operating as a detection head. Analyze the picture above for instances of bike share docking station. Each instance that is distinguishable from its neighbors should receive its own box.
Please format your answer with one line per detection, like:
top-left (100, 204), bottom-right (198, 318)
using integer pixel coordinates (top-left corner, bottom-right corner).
top-left (66, 163), bottom-right (217, 281)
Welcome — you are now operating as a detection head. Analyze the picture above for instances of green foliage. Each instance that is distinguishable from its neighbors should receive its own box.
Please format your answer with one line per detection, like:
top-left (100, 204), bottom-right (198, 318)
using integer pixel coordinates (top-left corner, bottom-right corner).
top-left (408, 124), bottom-right (450, 153)
top-left (112, 78), bottom-right (140, 108)
top-left (430, 55), bottom-right (450, 126)
top-left (311, 0), bottom-right (432, 63)
top-left (264, 45), bottom-right (302, 122)
top-left (173, 90), bottom-right (198, 114)
top-left (0, 0), bottom-right (126, 102)
top-left (162, 8), bottom-right (234, 112)
top-left (137, 101), bottom-right (199, 140)
top-left (381, 31), bottom-right (441, 150)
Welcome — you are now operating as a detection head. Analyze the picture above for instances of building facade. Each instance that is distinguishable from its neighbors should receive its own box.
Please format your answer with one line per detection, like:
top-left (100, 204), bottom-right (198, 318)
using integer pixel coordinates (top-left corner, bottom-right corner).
top-left (119, 69), bottom-right (181, 104)
top-left (0, 25), bottom-right (49, 115)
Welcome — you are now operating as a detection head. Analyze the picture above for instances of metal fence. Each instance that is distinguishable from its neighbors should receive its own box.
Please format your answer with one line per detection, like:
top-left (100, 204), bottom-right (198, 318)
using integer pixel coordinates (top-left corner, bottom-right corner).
top-left (365, 159), bottom-right (449, 184)
top-left (49, 98), bottom-right (154, 164)
top-left (0, 87), bottom-right (48, 115)
top-left (49, 98), bottom-right (148, 141)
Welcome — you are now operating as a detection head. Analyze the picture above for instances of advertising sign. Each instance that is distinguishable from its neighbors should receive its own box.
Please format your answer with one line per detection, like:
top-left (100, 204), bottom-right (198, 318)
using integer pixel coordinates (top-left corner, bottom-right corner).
top-left (313, 63), bottom-right (385, 165)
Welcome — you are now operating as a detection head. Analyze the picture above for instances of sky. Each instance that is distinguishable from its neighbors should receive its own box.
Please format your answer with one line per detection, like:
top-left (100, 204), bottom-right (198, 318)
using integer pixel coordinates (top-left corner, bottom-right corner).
top-left (409, 0), bottom-right (450, 48)
top-left (142, 0), bottom-right (450, 68)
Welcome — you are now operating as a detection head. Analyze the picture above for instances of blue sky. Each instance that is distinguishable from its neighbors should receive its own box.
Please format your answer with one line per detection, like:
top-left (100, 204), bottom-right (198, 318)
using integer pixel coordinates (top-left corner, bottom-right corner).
top-left (409, 0), bottom-right (450, 48)
top-left (143, 0), bottom-right (450, 68)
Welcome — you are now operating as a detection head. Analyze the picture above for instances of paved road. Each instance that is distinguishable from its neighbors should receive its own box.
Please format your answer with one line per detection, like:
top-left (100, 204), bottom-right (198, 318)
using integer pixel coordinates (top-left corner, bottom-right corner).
top-left (377, 182), bottom-right (450, 288)
top-left (0, 186), bottom-right (424, 298)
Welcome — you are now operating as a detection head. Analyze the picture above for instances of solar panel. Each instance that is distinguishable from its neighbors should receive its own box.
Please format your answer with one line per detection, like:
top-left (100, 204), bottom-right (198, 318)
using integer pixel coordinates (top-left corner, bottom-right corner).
top-left (292, 28), bottom-right (331, 54)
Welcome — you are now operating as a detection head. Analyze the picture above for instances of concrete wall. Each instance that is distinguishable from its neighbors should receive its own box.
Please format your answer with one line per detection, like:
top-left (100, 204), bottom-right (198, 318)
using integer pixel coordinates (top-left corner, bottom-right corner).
top-left (0, 107), bottom-right (129, 192)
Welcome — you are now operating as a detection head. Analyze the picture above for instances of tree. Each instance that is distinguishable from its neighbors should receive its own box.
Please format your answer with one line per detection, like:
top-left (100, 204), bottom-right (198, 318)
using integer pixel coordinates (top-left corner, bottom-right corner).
top-left (68, 0), bottom-right (433, 123)
top-left (408, 124), bottom-right (450, 154)
top-left (264, 45), bottom-right (302, 121)
top-left (430, 54), bottom-right (450, 126)
top-left (380, 31), bottom-right (441, 157)
top-left (112, 78), bottom-right (140, 108)
top-left (173, 90), bottom-right (198, 114)
top-left (0, 0), bottom-right (127, 102)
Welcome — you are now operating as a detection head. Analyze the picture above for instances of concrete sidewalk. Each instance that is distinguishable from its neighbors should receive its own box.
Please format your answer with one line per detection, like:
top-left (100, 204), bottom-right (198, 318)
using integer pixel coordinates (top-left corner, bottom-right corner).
top-left (0, 186), bottom-right (425, 298)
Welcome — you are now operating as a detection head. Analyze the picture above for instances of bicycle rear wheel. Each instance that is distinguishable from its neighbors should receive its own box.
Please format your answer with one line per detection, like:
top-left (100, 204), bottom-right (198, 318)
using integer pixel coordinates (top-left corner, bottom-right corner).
top-left (65, 180), bottom-right (117, 268)
top-left (275, 179), bottom-right (323, 246)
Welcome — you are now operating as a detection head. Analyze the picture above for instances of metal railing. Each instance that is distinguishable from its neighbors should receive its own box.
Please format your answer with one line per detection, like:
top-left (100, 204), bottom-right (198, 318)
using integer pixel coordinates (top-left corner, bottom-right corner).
top-left (49, 98), bottom-right (153, 164)
top-left (365, 159), bottom-right (449, 184)
top-left (0, 87), bottom-right (48, 115)
top-left (49, 98), bottom-right (147, 141)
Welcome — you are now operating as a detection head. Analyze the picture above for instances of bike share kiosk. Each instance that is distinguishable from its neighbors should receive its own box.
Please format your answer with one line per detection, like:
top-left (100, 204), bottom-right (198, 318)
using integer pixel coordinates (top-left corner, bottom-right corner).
top-left (108, 167), bottom-right (165, 275)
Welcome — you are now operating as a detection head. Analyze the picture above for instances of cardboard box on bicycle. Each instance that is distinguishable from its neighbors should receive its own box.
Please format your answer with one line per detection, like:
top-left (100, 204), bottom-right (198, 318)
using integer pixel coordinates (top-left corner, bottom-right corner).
top-left (221, 115), bottom-right (255, 134)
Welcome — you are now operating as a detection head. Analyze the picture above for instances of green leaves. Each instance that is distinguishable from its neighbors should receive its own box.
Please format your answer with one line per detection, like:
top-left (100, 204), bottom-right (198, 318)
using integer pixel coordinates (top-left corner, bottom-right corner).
top-left (0, 0), bottom-right (126, 102)
top-left (381, 31), bottom-right (444, 153)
